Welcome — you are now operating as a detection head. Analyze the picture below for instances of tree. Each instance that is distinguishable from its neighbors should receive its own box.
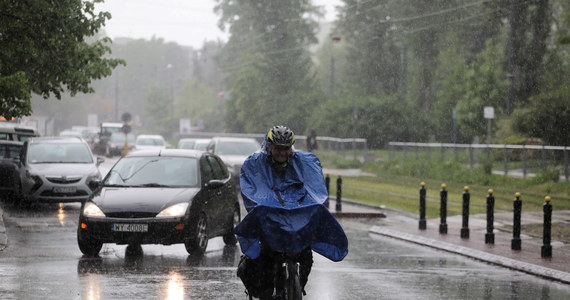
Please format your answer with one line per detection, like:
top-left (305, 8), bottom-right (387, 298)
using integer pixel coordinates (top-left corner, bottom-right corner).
top-left (215, 0), bottom-right (324, 133)
top-left (512, 87), bottom-right (570, 146)
top-left (0, 0), bottom-right (124, 118)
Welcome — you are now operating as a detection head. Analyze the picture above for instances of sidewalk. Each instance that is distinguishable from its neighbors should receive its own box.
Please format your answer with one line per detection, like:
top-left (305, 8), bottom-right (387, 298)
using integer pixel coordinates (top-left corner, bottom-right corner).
top-left (332, 199), bottom-right (570, 285)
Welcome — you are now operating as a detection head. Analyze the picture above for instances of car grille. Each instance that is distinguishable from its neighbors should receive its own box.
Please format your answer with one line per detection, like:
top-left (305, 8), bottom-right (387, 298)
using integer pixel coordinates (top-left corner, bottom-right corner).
top-left (105, 212), bottom-right (157, 218)
top-left (46, 175), bottom-right (82, 184)
top-left (40, 190), bottom-right (89, 197)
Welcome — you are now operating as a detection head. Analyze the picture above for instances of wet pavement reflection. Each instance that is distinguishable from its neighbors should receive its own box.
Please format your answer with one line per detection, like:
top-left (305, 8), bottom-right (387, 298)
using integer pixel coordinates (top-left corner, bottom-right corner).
top-left (1, 197), bottom-right (570, 299)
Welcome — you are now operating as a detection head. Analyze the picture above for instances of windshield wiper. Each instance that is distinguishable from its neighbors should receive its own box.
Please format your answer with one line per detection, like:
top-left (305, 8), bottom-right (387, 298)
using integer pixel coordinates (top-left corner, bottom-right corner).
top-left (137, 183), bottom-right (170, 187)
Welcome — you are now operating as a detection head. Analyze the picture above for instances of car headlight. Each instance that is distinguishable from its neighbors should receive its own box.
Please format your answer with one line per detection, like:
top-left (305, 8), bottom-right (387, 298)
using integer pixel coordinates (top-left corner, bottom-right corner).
top-left (83, 202), bottom-right (106, 217)
top-left (87, 170), bottom-right (102, 182)
top-left (156, 203), bottom-right (189, 218)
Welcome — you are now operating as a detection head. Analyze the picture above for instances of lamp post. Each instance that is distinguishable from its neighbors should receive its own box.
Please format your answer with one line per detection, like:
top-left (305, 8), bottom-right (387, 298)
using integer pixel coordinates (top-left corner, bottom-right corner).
top-left (330, 36), bottom-right (341, 96)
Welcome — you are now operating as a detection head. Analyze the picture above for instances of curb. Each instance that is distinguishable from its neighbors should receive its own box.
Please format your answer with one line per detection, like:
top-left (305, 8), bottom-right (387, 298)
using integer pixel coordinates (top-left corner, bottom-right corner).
top-left (370, 226), bottom-right (570, 285)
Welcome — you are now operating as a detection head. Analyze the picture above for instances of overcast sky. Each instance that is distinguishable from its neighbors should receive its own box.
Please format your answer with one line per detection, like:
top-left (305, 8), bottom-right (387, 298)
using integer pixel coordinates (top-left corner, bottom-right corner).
top-left (97, 0), bottom-right (343, 49)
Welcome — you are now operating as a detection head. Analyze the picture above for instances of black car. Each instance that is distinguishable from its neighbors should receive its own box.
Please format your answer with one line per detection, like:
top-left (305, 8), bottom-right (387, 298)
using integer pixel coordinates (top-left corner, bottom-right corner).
top-left (77, 149), bottom-right (240, 256)
top-left (0, 140), bottom-right (23, 201)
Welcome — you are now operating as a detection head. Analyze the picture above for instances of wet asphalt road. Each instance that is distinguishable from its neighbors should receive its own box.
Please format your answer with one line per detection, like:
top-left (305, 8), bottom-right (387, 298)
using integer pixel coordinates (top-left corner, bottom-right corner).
top-left (1, 158), bottom-right (570, 299)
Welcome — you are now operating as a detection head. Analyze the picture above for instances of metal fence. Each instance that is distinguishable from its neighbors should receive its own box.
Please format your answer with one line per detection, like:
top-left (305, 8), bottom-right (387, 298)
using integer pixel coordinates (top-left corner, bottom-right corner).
top-left (176, 132), bottom-right (368, 153)
top-left (388, 142), bottom-right (570, 181)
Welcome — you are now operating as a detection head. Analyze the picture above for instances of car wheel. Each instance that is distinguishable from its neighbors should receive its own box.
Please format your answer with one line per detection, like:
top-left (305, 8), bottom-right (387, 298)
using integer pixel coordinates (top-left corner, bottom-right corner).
top-left (185, 213), bottom-right (208, 255)
top-left (77, 227), bottom-right (103, 256)
top-left (222, 205), bottom-right (240, 245)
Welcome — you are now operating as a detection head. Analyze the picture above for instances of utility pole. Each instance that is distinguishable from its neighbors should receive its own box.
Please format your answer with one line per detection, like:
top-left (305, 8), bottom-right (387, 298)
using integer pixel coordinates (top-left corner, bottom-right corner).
top-left (506, 0), bottom-right (518, 115)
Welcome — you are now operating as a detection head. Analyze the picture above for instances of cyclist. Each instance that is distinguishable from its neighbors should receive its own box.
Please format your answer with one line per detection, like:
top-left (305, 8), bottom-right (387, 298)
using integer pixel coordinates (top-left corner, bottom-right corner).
top-left (235, 125), bottom-right (348, 299)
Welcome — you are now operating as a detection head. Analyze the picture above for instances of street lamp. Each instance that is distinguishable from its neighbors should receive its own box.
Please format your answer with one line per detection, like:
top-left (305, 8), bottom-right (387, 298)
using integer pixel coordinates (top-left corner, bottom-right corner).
top-left (330, 36), bottom-right (341, 96)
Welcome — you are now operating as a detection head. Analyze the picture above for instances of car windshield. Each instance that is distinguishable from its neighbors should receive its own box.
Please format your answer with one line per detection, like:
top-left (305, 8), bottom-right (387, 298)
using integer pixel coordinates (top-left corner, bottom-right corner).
top-left (217, 140), bottom-right (259, 156)
top-left (28, 143), bottom-right (93, 163)
top-left (105, 156), bottom-right (199, 187)
top-left (178, 140), bottom-right (196, 149)
top-left (111, 133), bottom-right (135, 143)
top-left (137, 137), bottom-right (164, 146)
top-left (195, 141), bottom-right (209, 151)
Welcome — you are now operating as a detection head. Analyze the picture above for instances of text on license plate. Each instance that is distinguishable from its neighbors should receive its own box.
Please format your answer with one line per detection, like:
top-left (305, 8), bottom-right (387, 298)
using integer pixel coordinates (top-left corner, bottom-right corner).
top-left (53, 186), bottom-right (76, 193)
top-left (112, 223), bottom-right (148, 232)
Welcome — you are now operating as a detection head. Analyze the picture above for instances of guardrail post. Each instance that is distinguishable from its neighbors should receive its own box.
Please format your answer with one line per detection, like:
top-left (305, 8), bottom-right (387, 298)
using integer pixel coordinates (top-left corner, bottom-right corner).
top-left (541, 196), bottom-right (553, 258)
top-left (503, 146), bottom-right (508, 176)
top-left (460, 186), bottom-right (470, 239)
top-left (335, 176), bottom-right (342, 212)
top-left (439, 184), bottom-right (448, 234)
top-left (325, 174), bottom-right (330, 209)
top-left (485, 189), bottom-right (495, 244)
top-left (419, 182), bottom-right (427, 230)
top-left (511, 192), bottom-right (522, 250)
top-left (564, 147), bottom-right (569, 181)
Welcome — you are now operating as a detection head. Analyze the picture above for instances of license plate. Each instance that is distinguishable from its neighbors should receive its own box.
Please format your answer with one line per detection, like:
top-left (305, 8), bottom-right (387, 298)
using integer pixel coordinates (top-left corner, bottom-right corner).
top-left (112, 223), bottom-right (148, 232)
top-left (53, 186), bottom-right (76, 193)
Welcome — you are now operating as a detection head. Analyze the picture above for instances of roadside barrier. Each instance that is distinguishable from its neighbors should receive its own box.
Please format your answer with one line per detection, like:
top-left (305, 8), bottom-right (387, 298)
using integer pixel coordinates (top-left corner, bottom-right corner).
top-left (419, 182), bottom-right (427, 230)
top-left (418, 183), bottom-right (555, 258)
top-left (512, 192), bottom-right (522, 250)
top-left (439, 184), bottom-right (448, 234)
top-left (542, 196), bottom-right (552, 258)
top-left (461, 186), bottom-right (470, 239)
top-left (336, 176), bottom-right (343, 212)
top-left (485, 189), bottom-right (495, 244)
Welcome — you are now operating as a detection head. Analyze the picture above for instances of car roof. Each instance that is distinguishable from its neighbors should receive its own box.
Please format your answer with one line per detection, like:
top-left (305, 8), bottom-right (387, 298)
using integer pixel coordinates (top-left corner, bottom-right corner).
top-left (0, 140), bottom-right (23, 146)
top-left (126, 148), bottom-right (204, 158)
top-left (211, 136), bottom-right (259, 143)
top-left (28, 136), bottom-right (86, 144)
top-left (136, 134), bottom-right (165, 139)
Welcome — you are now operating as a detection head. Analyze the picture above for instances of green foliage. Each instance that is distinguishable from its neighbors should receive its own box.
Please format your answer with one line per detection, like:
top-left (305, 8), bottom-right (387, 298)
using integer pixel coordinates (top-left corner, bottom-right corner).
top-left (315, 151), bottom-right (362, 169)
top-left (216, 0), bottom-right (323, 134)
top-left (0, 0), bottom-right (124, 118)
top-left (175, 78), bottom-right (223, 132)
top-left (144, 87), bottom-right (176, 137)
top-left (512, 87), bottom-right (570, 146)
top-left (310, 94), bottom-right (430, 148)
top-left (455, 38), bottom-right (508, 142)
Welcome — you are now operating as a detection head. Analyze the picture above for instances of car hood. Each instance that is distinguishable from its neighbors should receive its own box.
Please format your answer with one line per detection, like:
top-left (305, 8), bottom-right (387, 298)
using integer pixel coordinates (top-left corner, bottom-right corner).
top-left (218, 155), bottom-right (249, 166)
top-left (91, 187), bottom-right (200, 214)
top-left (29, 163), bottom-right (98, 176)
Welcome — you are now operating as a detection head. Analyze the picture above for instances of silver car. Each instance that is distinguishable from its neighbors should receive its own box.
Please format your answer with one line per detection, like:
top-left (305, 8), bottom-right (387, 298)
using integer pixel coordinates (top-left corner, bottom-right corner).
top-left (18, 137), bottom-right (104, 204)
top-left (206, 137), bottom-right (261, 185)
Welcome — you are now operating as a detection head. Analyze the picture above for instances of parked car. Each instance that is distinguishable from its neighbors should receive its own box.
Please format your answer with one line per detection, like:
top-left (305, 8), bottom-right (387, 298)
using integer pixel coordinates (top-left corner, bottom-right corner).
top-left (18, 137), bottom-right (104, 204)
top-left (206, 137), bottom-right (261, 184)
top-left (77, 149), bottom-right (240, 256)
top-left (0, 140), bottom-right (23, 201)
top-left (177, 138), bottom-right (210, 151)
top-left (134, 134), bottom-right (167, 151)
top-left (106, 132), bottom-right (135, 157)
top-left (59, 130), bottom-right (83, 138)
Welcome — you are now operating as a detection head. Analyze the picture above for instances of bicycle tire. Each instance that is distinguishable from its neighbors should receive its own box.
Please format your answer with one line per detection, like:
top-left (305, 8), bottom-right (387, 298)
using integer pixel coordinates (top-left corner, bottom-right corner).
top-left (285, 261), bottom-right (303, 300)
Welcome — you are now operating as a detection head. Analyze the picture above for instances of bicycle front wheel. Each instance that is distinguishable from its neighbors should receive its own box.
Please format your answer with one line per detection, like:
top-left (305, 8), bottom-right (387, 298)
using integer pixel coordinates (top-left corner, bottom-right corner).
top-left (285, 261), bottom-right (303, 300)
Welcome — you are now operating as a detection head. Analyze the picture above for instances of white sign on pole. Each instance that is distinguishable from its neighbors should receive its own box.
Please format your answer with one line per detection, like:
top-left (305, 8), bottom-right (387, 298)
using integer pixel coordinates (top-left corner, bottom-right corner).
top-left (484, 106), bottom-right (495, 119)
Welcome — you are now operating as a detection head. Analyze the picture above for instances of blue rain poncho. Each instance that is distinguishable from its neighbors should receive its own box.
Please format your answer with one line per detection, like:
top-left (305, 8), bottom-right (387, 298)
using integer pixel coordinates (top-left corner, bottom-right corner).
top-left (233, 141), bottom-right (348, 262)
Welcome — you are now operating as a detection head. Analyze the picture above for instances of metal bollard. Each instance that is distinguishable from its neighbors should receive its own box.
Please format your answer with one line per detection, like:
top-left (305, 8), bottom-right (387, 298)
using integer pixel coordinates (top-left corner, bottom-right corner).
top-left (419, 182), bottom-right (427, 230)
top-left (511, 192), bottom-right (522, 250)
top-left (485, 189), bottom-right (495, 244)
top-left (439, 184), bottom-right (448, 234)
top-left (325, 174), bottom-right (330, 209)
top-left (335, 176), bottom-right (342, 212)
top-left (460, 186), bottom-right (470, 239)
top-left (541, 196), bottom-right (553, 258)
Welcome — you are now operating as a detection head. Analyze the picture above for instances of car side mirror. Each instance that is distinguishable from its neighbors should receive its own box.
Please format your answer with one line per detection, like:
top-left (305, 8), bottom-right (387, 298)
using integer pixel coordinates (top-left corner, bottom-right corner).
top-left (205, 179), bottom-right (224, 189)
top-left (89, 180), bottom-right (101, 190)
top-left (96, 156), bottom-right (105, 166)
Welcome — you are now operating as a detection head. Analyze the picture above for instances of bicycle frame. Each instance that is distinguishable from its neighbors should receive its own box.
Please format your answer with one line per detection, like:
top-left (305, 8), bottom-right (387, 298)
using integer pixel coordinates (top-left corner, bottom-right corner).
top-left (272, 253), bottom-right (303, 300)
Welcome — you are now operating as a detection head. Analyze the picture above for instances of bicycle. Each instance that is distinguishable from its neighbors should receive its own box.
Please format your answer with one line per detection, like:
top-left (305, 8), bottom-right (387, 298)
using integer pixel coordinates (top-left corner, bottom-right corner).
top-left (269, 252), bottom-right (303, 300)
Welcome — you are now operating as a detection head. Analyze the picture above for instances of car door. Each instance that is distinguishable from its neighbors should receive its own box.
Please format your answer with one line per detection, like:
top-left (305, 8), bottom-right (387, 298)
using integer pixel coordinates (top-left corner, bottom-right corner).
top-left (206, 154), bottom-right (233, 235)
top-left (198, 155), bottom-right (220, 235)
